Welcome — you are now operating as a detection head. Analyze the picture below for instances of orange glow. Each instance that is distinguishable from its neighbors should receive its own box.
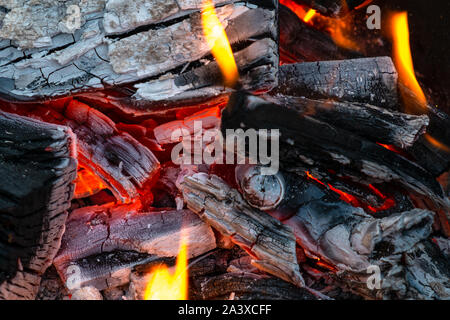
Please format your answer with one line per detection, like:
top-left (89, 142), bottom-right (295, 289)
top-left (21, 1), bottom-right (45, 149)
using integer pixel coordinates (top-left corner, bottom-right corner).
top-left (74, 164), bottom-right (107, 198)
top-left (201, 0), bottom-right (239, 87)
top-left (424, 134), bottom-right (450, 153)
top-left (280, 0), bottom-right (360, 51)
top-left (389, 12), bottom-right (427, 109)
top-left (303, 9), bottom-right (316, 22)
top-left (144, 237), bottom-right (188, 300)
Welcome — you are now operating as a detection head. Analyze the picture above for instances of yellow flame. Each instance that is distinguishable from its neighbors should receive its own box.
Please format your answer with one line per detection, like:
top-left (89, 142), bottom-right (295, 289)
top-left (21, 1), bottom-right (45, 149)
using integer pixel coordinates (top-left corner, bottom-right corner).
top-left (144, 237), bottom-right (188, 300)
top-left (201, 0), bottom-right (239, 87)
top-left (303, 9), bottom-right (316, 22)
top-left (390, 12), bottom-right (427, 108)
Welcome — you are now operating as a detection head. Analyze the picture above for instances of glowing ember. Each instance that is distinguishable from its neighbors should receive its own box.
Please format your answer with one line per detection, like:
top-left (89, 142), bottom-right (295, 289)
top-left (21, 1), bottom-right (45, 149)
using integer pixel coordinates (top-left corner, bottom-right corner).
top-left (74, 164), bottom-right (108, 198)
top-left (303, 9), bottom-right (316, 22)
top-left (201, 0), bottom-right (239, 87)
top-left (144, 237), bottom-right (188, 300)
top-left (389, 12), bottom-right (427, 109)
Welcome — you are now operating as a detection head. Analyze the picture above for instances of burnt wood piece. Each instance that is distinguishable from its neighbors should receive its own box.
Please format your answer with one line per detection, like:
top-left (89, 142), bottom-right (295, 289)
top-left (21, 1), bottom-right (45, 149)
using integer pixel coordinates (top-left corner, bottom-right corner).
top-left (275, 57), bottom-right (399, 108)
top-left (134, 38), bottom-right (278, 102)
top-left (179, 172), bottom-right (305, 288)
top-left (263, 94), bottom-right (428, 149)
top-left (295, 0), bottom-right (369, 16)
top-left (0, 2), bottom-right (278, 99)
top-left (279, 5), bottom-right (361, 63)
top-left (53, 204), bottom-right (216, 291)
top-left (222, 93), bottom-right (445, 205)
top-left (0, 111), bottom-right (77, 300)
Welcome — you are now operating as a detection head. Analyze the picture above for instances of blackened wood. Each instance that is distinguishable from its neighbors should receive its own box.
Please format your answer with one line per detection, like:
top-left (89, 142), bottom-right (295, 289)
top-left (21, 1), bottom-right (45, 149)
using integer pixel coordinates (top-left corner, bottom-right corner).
top-left (53, 204), bottom-right (216, 291)
top-left (0, 111), bottom-right (77, 299)
top-left (263, 94), bottom-right (428, 149)
top-left (279, 5), bottom-right (361, 63)
top-left (222, 92), bottom-right (444, 204)
top-left (275, 57), bottom-right (398, 108)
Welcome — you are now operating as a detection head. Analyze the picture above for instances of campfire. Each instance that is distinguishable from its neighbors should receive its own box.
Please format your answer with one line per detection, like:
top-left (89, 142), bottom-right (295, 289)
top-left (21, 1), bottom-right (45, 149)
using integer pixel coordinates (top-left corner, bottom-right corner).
top-left (0, 0), bottom-right (449, 301)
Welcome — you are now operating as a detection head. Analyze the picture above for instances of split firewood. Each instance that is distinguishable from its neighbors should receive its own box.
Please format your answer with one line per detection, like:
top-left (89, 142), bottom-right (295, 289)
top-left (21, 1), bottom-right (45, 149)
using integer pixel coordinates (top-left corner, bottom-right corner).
top-left (0, 1), bottom-right (278, 100)
top-left (279, 4), bottom-right (361, 63)
top-left (262, 94), bottom-right (428, 149)
top-left (0, 111), bottom-right (77, 300)
top-left (179, 172), bottom-right (305, 288)
top-left (275, 57), bottom-right (399, 108)
top-left (53, 203), bottom-right (216, 291)
top-left (221, 92), bottom-right (445, 207)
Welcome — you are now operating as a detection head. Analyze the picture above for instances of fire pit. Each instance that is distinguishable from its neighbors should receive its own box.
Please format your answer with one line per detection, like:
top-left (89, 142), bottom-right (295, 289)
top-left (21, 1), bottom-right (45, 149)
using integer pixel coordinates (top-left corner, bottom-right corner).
top-left (0, 0), bottom-right (449, 301)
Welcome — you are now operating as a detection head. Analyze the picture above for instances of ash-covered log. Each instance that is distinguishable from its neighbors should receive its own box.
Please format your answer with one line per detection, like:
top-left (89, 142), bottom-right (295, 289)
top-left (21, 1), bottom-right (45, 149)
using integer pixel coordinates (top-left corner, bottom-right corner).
top-left (222, 93), bottom-right (443, 205)
top-left (53, 203), bottom-right (216, 291)
top-left (0, 1), bottom-right (278, 100)
top-left (0, 111), bottom-right (77, 300)
top-left (275, 57), bottom-right (399, 108)
top-left (279, 4), bottom-right (361, 63)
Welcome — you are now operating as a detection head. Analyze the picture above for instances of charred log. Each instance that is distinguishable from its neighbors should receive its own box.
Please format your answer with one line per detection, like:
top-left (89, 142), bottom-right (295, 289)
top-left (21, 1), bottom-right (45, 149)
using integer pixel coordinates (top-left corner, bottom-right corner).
top-left (222, 93), bottom-right (443, 206)
top-left (262, 94), bottom-right (428, 149)
top-left (294, 0), bottom-right (370, 17)
top-left (0, 111), bottom-right (77, 299)
top-left (275, 57), bottom-right (399, 108)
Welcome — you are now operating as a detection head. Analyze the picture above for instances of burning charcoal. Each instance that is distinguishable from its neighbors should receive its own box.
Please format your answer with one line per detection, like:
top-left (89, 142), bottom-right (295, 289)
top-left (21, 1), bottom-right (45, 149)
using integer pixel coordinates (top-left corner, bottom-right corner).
top-left (279, 4), bottom-right (361, 63)
top-left (179, 172), bottom-right (305, 288)
top-left (0, 111), bottom-right (77, 300)
top-left (275, 57), bottom-right (399, 108)
top-left (262, 94), bottom-right (428, 149)
top-left (222, 92), bottom-right (445, 209)
top-left (53, 203), bottom-right (216, 291)
top-left (0, 1), bottom-right (278, 100)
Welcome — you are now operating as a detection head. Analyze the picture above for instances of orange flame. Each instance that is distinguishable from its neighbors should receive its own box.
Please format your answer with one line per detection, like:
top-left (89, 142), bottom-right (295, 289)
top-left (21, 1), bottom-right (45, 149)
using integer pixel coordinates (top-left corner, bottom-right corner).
top-left (389, 12), bottom-right (427, 109)
top-left (201, 0), bottom-right (239, 87)
top-left (303, 9), bottom-right (316, 22)
top-left (144, 237), bottom-right (188, 300)
top-left (424, 134), bottom-right (450, 153)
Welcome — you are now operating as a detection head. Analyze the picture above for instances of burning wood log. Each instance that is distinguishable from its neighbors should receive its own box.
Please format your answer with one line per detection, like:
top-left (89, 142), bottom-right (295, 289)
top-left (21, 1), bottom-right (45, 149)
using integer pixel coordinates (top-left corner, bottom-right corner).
top-left (279, 4), bottom-right (361, 63)
top-left (221, 92), bottom-right (445, 206)
top-left (0, 111), bottom-right (77, 299)
top-left (275, 57), bottom-right (399, 108)
top-left (0, 1), bottom-right (278, 100)
top-left (263, 94), bottom-right (428, 149)
top-left (179, 172), bottom-right (305, 288)
top-left (53, 203), bottom-right (216, 291)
